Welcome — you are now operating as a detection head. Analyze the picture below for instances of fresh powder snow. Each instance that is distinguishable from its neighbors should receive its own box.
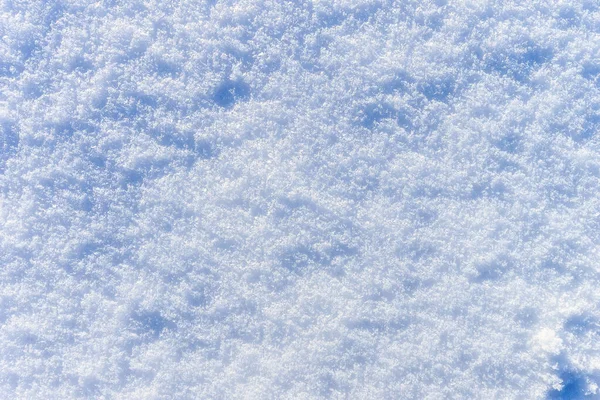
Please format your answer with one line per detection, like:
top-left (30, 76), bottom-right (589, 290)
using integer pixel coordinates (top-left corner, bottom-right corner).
top-left (2, 0), bottom-right (600, 398)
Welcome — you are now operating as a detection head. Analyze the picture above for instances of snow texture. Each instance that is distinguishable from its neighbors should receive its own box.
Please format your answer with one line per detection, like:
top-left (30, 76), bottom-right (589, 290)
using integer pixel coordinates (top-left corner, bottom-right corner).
top-left (2, 0), bottom-right (600, 398)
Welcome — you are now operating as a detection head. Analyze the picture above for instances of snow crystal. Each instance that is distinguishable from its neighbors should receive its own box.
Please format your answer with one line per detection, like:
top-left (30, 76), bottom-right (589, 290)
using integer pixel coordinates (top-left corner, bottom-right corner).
top-left (2, 0), bottom-right (600, 398)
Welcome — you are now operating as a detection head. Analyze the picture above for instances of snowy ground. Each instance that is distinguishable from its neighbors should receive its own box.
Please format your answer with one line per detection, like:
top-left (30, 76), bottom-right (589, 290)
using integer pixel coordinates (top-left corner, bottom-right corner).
top-left (2, 0), bottom-right (600, 398)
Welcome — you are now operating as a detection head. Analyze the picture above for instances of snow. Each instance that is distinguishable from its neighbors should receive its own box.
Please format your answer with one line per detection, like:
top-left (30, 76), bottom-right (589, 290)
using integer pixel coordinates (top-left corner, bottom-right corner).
top-left (2, 0), bottom-right (600, 398)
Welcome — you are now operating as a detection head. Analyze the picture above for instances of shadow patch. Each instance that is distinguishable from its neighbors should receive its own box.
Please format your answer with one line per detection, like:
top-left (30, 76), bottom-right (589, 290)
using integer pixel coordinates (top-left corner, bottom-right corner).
top-left (0, 122), bottom-right (19, 172)
top-left (356, 103), bottom-right (397, 129)
top-left (417, 76), bottom-right (455, 102)
top-left (213, 79), bottom-right (250, 108)
top-left (471, 256), bottom-right (513, 283)
top-left (131, 310), bottom-right (177, 339)
top-left (547, 370), bottom-right (588, 399)
top-left (485, 44), bottom-right (553, 82)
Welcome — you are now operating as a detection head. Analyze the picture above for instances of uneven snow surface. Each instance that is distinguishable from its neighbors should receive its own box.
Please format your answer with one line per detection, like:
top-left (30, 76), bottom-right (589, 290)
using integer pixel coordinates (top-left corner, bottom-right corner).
top-left (3, 0), bottom-right (600, 398)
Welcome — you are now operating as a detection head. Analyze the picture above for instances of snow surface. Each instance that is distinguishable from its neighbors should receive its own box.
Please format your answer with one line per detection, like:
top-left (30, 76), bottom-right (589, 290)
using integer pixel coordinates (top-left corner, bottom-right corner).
top-left (2, 0), bottom-right (600, 398)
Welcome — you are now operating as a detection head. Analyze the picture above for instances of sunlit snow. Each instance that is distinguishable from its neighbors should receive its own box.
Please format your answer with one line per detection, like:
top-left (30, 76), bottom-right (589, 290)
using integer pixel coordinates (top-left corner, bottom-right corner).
top-left (2, 0), bottom-right (600, 398)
